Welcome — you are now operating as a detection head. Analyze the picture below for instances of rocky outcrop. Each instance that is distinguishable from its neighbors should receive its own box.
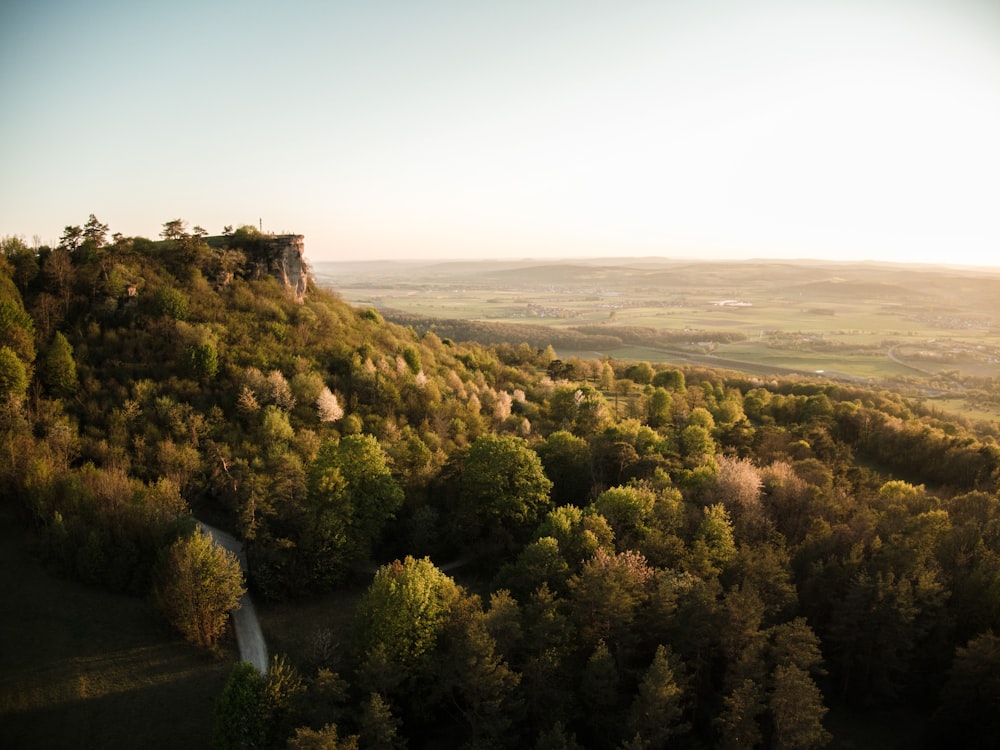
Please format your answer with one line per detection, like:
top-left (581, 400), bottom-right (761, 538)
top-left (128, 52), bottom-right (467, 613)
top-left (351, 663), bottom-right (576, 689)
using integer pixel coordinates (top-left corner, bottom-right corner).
top-left (208, 231), bottom-right (311, 301)
top-left (265, 235), bottom-right (309, 301)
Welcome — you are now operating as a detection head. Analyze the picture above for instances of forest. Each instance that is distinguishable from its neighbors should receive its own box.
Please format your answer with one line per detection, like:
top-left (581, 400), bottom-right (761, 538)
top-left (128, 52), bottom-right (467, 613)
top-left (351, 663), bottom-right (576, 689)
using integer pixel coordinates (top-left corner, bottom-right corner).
top-left (2, 217), bottom-right (1000, 749)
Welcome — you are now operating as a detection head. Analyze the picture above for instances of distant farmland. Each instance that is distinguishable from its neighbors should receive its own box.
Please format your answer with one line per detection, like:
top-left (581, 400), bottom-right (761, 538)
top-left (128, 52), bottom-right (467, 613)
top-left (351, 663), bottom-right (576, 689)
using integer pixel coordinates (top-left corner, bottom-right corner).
top-left (315, 258), bottom-right (1000, 422)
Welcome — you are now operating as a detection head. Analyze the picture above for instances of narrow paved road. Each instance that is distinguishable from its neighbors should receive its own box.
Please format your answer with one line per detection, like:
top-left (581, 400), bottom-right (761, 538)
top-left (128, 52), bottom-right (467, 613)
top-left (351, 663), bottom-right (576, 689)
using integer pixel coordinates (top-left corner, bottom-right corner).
top-left (197, 521), bottom-right (269, 673)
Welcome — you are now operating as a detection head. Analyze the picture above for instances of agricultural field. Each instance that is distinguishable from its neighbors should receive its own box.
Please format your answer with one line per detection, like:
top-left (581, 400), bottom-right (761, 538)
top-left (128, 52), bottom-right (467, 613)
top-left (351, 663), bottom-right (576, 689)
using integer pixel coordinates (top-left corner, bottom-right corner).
top-left (315, 257), bottom-right (1000, 422)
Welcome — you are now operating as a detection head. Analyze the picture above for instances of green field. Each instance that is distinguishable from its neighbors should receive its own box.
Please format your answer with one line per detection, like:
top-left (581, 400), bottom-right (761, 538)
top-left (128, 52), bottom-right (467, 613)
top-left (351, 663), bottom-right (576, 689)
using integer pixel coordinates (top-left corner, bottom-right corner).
top-left (0, 504), bottom-right (233, 749)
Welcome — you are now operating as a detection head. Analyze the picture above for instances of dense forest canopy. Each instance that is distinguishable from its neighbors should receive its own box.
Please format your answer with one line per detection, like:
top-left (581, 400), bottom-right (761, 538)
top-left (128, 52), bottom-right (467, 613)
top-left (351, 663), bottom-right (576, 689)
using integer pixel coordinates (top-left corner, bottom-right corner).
top-left (2, 219), bottom-right (1000, 748)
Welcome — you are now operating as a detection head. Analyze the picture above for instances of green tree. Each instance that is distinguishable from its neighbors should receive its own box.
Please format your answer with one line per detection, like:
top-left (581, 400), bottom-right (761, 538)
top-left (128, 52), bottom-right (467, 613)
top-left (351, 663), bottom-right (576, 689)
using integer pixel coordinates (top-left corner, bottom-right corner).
top-left (769, 664), bottom-right (830, 749)
top-left (652, 369), bottom-right (685, 392)
top-left (1, 234), bottom-right (39, 291)
top-left (534, 504), bottom-right (614, 571)
top-left (581, 639), bottom-right (622, 745)
top-left (536, 430), bottom-right (592, 506)
top-left (484, 589), bottom-right (523, 662)
top-left (716, 678), bottom-right (765, 749)
top-left (261, 405), bottom-right (295, 448)
top-left (534, 722), bottom-right (583, 750)
top-left (568, 548), bottom-right (654, 655)
top-left (594, 484), bottom-right (656, 552)
top-left (681, 424), bottom-right (716, 469)
top-left (494, 536), bottom-right (570, 600)
top-left (359, 692), bottom-right (404, 750)
top-left (161, 218), bottom-right (187, 240)
top-left (431, 590), bottom-right (522, 747)
top-left (261, 655), bottom-right (306, 747)
top-left (152, 284), bottom-right (189, 320)
top-left (626, 644), bottom-right (689, 748)
top-left (41, 331), bottom-right (78, 396)
top-left (353, 556), bottom-right (459, 673)
top-left (519, 584), bottom-right (577, 731)
top-left (305, 434), bottom-right (404, 579)
top-left (156, 529), bottom-right (246, 648)
top-left (59, 224), bottom-right (83, 252)
top-left (82, 213), bottom-right (109, 248)
top-left (212, 656), bottom-right (305, 749)
top-left (42, 247), bottom-right (74, 314)
top-left (647, 387), bottom-right (672, 429)
top-left (287, 723), bottom-right (359, 749)
top-left (0, 293), bottom-right (36, 364)
top-left (624, 361), bottom-right (654, 385)
top-left (691, 503), bottom-right (737, 576)
top-left (213, 662), bottom-right (266, 750)
top-left (454, 433), bottom-right (553, 552)
top-left (183, 341), bottom-right (219, 381)
top-left (826, 560), bottom-right (945, 705)
top-left (0, 345), bottom-right (28, 400)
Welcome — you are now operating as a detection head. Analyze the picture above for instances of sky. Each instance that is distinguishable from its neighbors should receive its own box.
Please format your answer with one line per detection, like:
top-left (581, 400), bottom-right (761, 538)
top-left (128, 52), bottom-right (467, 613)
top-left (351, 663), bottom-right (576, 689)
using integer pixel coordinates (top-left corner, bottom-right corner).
top-left (2, 0), bottom-right (999, 265)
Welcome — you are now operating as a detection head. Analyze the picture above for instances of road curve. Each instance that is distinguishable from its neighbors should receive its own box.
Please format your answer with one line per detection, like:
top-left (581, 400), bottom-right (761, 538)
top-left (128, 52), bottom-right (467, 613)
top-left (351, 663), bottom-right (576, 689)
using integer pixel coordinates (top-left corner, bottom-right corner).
top-left (197, 521), bottom-right (269, 673)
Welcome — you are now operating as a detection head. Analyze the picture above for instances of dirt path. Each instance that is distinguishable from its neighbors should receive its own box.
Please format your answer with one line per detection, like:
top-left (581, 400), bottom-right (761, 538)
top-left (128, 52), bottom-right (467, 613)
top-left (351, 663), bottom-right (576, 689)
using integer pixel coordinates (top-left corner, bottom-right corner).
top-left (197, 521), bottom-right (269, 674)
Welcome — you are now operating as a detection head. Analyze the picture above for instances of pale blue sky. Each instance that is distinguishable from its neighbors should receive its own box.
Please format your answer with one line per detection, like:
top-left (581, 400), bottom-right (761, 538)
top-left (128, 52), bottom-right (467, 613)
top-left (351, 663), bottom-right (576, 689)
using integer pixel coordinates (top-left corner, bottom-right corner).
top-left (2, 0), bottom-right (999, 265)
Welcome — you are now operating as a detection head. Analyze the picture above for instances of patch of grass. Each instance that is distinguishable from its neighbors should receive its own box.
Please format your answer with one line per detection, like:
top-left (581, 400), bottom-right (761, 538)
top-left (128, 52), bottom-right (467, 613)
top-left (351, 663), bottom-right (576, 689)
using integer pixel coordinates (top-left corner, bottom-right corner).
top-left (0, 504), bottom-right (233, 749)
top-left (716, 342), bottom-right (909, 379)
top-left (926, 397), bottom-right (1000, 424)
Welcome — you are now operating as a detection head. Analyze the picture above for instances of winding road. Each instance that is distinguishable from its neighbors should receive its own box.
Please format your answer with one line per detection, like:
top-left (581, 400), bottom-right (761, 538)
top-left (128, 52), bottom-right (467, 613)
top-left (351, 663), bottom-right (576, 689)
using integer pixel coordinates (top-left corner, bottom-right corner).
top-left (197, 521), bottom-right (269, 673)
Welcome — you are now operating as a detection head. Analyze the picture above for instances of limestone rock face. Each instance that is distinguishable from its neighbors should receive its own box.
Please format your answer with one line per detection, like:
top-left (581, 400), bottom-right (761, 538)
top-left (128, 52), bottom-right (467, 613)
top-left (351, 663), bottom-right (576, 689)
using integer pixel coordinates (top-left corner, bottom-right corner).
top-left (206, 231), bottom-right (311, 300)
top-left (268, 235), bottom-right (309, 301)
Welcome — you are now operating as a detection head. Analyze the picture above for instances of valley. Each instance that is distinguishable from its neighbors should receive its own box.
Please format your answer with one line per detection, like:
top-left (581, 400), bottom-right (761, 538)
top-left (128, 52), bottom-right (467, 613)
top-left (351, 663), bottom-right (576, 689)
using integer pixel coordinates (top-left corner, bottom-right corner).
top-left (316, 257), bottom-right (1000, 421)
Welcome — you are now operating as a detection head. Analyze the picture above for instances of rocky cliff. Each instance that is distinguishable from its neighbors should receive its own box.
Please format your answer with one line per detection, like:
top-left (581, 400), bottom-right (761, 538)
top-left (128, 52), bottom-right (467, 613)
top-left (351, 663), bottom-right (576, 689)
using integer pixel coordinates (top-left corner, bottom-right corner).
top-left (262, 235), bottom-right (309, 301)
top-left (207, 231), bottom-right (311, 301)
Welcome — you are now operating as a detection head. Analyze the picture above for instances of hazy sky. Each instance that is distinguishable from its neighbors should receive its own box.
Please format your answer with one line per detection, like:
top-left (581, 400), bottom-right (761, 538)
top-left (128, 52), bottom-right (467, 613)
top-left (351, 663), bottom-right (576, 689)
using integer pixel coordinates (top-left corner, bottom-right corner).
top-left (2, 0), bottom-right (999, 265)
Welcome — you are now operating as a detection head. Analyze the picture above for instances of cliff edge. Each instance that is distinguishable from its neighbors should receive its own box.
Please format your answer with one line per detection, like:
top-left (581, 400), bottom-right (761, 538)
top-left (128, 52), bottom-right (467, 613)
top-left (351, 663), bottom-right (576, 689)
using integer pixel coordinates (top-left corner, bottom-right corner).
top-left (262, 234), bottom-right (309, 301)
top-left (206, 231), bottom-right (311, 301)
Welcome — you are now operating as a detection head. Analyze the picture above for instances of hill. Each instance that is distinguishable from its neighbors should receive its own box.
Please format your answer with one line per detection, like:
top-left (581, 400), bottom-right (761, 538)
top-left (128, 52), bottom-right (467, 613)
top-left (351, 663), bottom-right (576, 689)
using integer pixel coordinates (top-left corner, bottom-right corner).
top-left (3, 222), bottom-right (1000, 748)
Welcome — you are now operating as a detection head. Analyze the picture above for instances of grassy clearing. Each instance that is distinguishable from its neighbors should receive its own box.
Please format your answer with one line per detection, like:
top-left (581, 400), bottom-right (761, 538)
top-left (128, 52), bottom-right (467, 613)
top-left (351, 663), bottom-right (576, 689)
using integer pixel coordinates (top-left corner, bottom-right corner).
top-left (0, 504), bottom-right (233, 750)
top-left (715, 342), bottom-right (914, 379)
top-left (925, 397), bottom-right (1000, 424)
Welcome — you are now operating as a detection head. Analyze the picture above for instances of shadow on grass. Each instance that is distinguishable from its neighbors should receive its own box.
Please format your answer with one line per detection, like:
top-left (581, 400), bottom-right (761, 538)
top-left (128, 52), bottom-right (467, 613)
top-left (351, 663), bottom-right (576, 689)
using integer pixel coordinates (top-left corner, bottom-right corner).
top-left (0, 503), bottom-right (233, 749)
top-left (1, 663), bottom-right (230, 750)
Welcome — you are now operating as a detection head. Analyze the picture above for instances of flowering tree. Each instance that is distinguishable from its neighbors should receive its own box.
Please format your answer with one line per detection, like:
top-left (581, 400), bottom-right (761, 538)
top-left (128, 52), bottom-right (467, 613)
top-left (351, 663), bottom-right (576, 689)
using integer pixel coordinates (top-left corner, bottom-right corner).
top-left (316, 387), bottom-right (344, 422)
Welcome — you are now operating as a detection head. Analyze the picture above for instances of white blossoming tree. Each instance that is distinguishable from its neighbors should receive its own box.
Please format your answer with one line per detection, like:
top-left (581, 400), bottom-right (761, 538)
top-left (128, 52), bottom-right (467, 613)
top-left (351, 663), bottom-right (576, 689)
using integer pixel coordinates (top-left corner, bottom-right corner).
top-left (316, 386), bottom-right (344, 422)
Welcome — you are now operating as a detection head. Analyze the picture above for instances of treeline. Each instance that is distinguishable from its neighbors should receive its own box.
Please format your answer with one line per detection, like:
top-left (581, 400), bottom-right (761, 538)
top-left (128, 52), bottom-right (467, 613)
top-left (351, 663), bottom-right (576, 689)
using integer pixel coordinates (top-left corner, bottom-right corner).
top-left (382, 312), bottom-right (625, 352)
top-left (3, 219), bottom-right (1000, 748)
top-left (571, 324), bottom-right (748, 347)
top-left (383, 313), bottom-right (747, 355)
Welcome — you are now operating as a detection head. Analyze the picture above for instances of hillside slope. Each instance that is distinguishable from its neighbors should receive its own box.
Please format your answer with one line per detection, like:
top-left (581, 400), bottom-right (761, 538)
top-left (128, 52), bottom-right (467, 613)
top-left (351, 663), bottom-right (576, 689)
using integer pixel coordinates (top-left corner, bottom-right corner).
top-left (2, 222), bottom-right (1000, 748)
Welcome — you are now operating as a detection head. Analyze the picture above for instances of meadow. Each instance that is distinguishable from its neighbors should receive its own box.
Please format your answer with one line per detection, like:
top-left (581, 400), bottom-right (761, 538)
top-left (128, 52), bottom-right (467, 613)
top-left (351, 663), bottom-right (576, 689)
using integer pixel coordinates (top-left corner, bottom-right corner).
top-left (0, 504), bottom-right (232, 749)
